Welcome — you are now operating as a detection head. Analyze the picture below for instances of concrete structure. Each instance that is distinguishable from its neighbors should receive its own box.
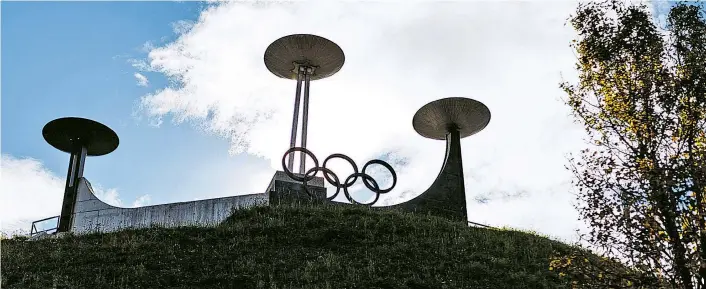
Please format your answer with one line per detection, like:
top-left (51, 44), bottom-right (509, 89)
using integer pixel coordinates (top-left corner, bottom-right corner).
top-left (42, 117), bottom-right (120, 233)
top-left (39, 97), bottom-right (491, 235)
top-left (71, 178), bottom-right (268, 234)
top-left (387, 97), bottom-right (491, 221)
top-left (37, 117), bottom-right (335, 235)
top-left (385, 127), bottom-right (467, 221)
top-left (264, 34), bottom-right (345, 174)
top-left (266, 170), bottom-right (327, 205)
top-left (69, 172), bottom-right (326, 234)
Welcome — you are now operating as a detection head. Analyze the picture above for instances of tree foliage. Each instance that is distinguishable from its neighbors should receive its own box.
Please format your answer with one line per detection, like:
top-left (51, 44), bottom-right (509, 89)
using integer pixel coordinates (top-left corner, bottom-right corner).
top-left (555, 1), bottom-right (706, 288)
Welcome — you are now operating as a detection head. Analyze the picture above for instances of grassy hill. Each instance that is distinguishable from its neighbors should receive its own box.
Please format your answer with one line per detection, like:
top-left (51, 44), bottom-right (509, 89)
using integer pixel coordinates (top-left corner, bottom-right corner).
top-left (2, 204), bottom-right (581, 289)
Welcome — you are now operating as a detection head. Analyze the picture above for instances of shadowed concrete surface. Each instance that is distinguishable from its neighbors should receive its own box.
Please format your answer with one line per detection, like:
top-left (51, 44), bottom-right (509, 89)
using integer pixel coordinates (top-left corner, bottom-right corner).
top-left (382, 97), bottom-right (490, 222)
top-left (70, 178), bottom-right (269, 234)
top-left (67, 160), bottom-right (468, 235)
top-left (266, 170), bottom-right (327, 205)
top-left (69, 172), bottom-right (328, 234)
top-left (264, 34), bottom-right (345, 81)
top-left (42, 117), bottom-right (122, 233)
top-left (67, 161), bottom-right (467, 235)
top-left (386, 129), bottom-right (467, 222)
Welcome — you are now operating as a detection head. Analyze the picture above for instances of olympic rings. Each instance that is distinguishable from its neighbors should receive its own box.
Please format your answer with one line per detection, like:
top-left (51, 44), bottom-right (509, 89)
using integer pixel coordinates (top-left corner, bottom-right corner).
top-left (281, 147), bottom-right (319, 183)
top-left (281, 147), bottom-right (397, 206)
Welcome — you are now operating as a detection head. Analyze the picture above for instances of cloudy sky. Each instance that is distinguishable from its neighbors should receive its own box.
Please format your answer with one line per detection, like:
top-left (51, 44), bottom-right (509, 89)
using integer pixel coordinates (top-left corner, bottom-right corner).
top-left (1, 0), bottom-right (674, 242)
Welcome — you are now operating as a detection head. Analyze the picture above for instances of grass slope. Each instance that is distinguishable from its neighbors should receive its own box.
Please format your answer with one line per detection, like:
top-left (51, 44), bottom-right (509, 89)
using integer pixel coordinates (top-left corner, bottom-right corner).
top-left (2, 205), bottom-right (577, 289)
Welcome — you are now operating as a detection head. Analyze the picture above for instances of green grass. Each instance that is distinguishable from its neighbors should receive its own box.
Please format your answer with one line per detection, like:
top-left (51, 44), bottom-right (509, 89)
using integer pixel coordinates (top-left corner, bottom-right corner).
top-left (2, 204), bottom-right (580, 289)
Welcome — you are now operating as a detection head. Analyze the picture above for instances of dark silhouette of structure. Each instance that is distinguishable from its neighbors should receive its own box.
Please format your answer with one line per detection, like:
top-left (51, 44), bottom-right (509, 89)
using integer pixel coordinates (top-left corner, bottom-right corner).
top-left (280, 147), bottom-right (396, 206)
top-left (394, 97), bottom-right (491, 221)
top-left (264, 34), bottom-right (345, 174)
top-left (276, 97), bottom-right (491, 222)
top-left (42, 117), bottom-right (119, 232)
top-left (30, 37), bottom-right (491, 236)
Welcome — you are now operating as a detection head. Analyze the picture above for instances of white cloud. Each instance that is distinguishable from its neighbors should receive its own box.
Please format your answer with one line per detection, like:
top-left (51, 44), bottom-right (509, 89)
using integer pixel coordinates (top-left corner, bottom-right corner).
top-left (94, 187), bottom-right (122, 207)
top-left (1, 155), bottom-right (64, 235)
top-left (134, 72), bottom-right (149, 87)
top-left (141, 41), bottom-right (156, 53)
top-left (171, 19), bottom-right (195, 35)
top-left (129, 58), bottom-right (152, 72)
top-left (131, 194), bottom-right (152, 207)
top-left (89, 186), bottom-right (151, 208)
top-left (0, 154), bottom-right (149, 235)
top-left (136, 1), bottom-right (589, 242)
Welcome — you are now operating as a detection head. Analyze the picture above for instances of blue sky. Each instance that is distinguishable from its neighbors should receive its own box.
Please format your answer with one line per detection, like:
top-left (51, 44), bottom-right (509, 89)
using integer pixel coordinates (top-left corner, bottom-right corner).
top-left (0, 0), bottom-right (691, 240)
top-left (2, 1), bottom-right (272, 209)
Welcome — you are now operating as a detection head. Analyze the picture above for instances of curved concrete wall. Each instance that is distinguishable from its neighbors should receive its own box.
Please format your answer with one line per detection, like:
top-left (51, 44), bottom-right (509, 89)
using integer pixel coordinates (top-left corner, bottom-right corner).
top-left (64, 160), bottom-right (465, 235)
top-left (70, 178), bottom-right (269, 234)
top-left (386, 129), bottom-right (467, 221)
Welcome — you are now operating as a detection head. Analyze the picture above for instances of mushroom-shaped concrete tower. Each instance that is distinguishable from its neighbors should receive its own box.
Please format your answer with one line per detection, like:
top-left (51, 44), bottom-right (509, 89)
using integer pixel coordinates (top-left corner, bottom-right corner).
top-left (264, 34), bottom-right (345, 175)
top-left (399, 97), bottom-right (490, 221)
top-left (43, 117), bottom-right (119, 232)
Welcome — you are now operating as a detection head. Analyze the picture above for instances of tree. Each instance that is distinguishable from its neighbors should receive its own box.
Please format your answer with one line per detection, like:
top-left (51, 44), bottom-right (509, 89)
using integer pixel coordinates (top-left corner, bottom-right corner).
top-left (555, 1), bottom-right (706, 288)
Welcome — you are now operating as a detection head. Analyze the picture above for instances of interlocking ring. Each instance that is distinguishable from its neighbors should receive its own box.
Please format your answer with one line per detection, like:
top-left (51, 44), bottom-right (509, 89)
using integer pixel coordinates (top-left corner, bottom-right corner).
top-left (281, 147), bottom-right (397, 206)
top-left (281, 147), bottom-right (320, 183)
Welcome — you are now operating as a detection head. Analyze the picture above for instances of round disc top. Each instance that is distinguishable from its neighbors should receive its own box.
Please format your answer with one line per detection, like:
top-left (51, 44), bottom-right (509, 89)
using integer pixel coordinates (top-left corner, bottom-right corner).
top-left (412, 97), bottom-right (491, 140)
top-left (264, 34), bottom-right (345, 81)
top-left (42, 117), bottom-right (119, 156)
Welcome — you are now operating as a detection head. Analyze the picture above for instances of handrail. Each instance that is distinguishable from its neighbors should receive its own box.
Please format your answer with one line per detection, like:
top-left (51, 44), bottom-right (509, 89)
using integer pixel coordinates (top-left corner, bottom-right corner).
top-left (30, 216), bottom-right (59, 236)
top-left (28, 217), bottom-right (493, 235)
top-left (468, 220), bottom-right (495, 229)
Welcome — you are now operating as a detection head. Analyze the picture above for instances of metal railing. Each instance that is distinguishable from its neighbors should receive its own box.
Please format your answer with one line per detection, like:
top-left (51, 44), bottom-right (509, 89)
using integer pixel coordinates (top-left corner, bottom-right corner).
top-left (30, 216), bottom-right (59, 236)
top-left (468, 220), bottom-right (495, 229)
